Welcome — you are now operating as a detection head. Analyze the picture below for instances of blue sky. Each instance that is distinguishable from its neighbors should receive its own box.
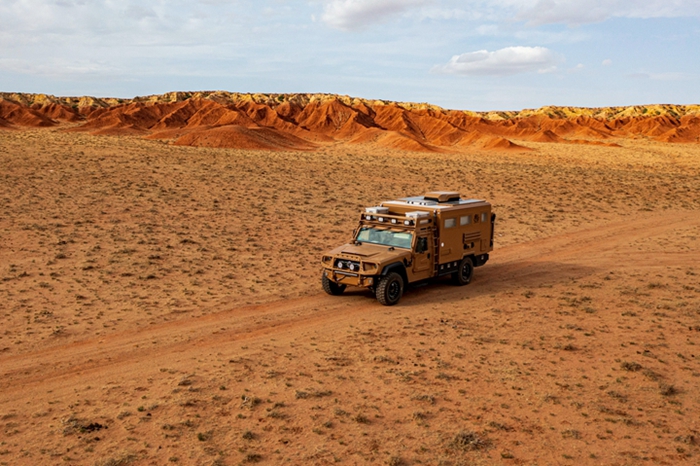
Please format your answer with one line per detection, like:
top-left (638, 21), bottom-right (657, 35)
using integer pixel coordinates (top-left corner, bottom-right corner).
top-left (1, 0), bottom-right (699, 110)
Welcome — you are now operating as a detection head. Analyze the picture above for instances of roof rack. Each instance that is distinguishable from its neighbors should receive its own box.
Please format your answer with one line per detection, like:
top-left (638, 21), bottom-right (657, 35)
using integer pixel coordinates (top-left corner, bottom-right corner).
top-left (360, 211), bottom-right (433, 227)
top-left (423, 191), bottom-right (461, 202)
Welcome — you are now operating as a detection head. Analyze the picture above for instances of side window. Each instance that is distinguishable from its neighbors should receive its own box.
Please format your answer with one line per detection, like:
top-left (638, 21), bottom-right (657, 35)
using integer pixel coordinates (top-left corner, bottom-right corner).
top-left (481, 212), bottom-right (488, 223)
top-left (473, 214), bottom-right (480, 224)
top-left (445, 218), bottom-right (456, 228)
top-left (416, 237), bottom-right (428, 253)
top-left (460, 215), bottom-right (471, 226)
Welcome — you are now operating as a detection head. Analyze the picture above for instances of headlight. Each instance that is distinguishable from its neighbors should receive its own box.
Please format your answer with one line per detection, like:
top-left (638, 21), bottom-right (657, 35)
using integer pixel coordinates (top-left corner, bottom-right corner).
top-left (362, 262), bottom-right (378, 272)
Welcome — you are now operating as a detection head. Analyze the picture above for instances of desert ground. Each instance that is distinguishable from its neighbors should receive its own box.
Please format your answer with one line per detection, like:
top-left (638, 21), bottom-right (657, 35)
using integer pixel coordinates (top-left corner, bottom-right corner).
top-left (1, 111), bottom-right (700, 465)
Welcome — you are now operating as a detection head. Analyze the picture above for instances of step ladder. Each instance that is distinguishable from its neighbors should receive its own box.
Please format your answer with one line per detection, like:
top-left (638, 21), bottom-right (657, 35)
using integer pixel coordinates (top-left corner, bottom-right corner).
top-left (433, 228), bottom-right (440, 274)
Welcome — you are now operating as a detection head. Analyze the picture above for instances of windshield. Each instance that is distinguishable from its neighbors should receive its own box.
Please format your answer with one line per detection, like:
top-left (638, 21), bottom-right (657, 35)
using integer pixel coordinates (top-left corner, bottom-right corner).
top-left (356, 227), bottom-right (413, 249)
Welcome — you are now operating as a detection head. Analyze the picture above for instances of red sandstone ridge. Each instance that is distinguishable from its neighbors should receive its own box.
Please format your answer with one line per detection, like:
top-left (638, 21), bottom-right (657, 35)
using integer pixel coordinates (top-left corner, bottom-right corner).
top-left (2, 92), bottom-right (700, 151)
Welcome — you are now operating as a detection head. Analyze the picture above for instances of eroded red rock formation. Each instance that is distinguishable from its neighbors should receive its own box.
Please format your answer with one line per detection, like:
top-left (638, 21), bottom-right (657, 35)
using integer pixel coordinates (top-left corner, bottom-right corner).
top-left (2, 92), bottom-right (699, 150)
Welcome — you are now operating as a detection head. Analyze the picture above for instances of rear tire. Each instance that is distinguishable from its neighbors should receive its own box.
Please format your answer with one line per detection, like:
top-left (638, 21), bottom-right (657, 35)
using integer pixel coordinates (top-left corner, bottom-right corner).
top-left (322, 273), bottom-right (346, 295)
top-left (452, 256), bottom-right (474, 286)
top-left (376, 272), bottom-right (404, 306)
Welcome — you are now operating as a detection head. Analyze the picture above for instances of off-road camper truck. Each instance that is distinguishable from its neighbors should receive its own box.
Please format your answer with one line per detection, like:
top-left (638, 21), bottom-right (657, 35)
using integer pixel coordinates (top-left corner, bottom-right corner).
top-left (321, 192), bottom-right (495, 305)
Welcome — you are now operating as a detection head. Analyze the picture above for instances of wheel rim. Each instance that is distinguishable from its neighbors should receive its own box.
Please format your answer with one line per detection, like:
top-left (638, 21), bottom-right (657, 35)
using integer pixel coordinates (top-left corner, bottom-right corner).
top-left (387, 280), bottom-right (401, 301)
top-left (461, 263), bottom-right (472, 280)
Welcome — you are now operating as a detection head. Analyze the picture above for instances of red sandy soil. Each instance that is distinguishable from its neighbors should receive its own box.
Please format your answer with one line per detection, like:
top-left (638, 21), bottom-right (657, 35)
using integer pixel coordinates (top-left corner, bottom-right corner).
top-left (2, 93), bottom-right (700, 153)
top-left (1, 101), bottom-right (700, 465)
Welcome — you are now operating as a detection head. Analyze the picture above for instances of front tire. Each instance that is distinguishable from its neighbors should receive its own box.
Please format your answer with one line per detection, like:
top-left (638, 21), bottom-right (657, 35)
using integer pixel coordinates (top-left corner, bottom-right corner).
top-left (376, 272), bottom-right (404, 306)
top-left (452, 256), bottom-right (474, 286)
top-left (322, 273), bottom-right (346, 295)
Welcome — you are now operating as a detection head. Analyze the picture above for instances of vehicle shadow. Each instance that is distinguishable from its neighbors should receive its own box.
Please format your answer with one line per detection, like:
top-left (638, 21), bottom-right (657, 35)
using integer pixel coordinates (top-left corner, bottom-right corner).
top-left (337, 260), bottom-right (600, 307)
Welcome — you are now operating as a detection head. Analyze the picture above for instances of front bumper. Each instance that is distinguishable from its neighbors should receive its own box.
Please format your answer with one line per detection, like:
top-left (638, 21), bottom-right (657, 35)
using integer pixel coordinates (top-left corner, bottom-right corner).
top-left (323, 268), bottom-right (376, 288)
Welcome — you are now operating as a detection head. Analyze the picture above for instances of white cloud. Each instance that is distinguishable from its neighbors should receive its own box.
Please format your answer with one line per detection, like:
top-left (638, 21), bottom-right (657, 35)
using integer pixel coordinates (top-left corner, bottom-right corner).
top-left (602, 59), bottom-right (612, 66)
top-left (0, 0), bottom-right (248, 48)
top-left (415, 7), bottom-right (480, 21)
top-left (475, 24), bottom-right (500, 35)
top-left (0, 57), bottom-right (121, 79)
top-left (628, 71), bottom-right (691, 81)
top-left (433, 46), bottom-right (560, 76)
top-left (318, 0), bottom-right (700, 29)
top-left (321, 0), bottom-right (431, 31)
top-left (0, 0), bottom-right (265, 87)
top-left (470, 21), bottom-right (589, 43)
top-left (515, 0), bottom-right (700, 25)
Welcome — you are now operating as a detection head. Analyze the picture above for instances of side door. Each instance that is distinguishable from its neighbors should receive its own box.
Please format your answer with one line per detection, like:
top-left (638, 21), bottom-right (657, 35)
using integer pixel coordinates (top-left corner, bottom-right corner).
top-left (412, 234), bottom-right (434, 280)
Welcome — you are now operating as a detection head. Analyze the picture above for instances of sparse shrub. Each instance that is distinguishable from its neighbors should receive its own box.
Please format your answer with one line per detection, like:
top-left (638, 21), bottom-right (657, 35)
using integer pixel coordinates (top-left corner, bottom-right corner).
top-left (296, 389), bottom-right (332, 399)
top-left (451, 430), bottom-right (489, 451)
top-left (178, 375), bottom-right (194, 386)
top-left (660, 384), bottom-right (680, 397)
top-left (353, 413), bottom-right (370, 424)
top-left (373, 355), bottom-right (396, 364)
top-left (267, 410), bottom-right (287, 419)
top-left (488, 421), bottom-right (514, 432)
top-left (411, 394), bottom-right (436, 404)
top-left (241, 395), bottom-right (261, 408)
top-left (95, 452), bottom-right (136, 466)
top-left (607, 390), bottom-right (628, 402)
top-left (243, 453), bottom-right (262, 463)
top-left (675, 435), bottom-right (699, 446)
top-left (621, 361), bottom-right (642, 372)
top-left (562, 429), bottom-right (581, 439)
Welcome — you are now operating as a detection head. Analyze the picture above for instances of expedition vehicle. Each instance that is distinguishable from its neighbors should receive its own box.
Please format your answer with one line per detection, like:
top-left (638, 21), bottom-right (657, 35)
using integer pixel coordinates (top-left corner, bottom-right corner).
top-left (321, 191), bottom-right (495, 305)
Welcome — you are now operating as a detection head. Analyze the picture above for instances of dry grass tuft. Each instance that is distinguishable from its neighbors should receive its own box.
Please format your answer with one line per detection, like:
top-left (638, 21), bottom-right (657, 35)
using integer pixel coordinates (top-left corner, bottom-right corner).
top-left (450, 430), bottom-right (489, 451)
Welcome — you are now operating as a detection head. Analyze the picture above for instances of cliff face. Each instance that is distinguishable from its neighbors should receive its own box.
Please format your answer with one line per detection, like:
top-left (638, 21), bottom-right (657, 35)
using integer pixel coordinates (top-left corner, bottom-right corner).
top-left (2, 92), bottom-right (699, 150)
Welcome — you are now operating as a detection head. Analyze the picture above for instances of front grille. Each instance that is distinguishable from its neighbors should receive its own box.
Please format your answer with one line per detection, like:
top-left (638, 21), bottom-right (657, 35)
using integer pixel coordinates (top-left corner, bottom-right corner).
top-left (335, 258), bottom-right (361, 272)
